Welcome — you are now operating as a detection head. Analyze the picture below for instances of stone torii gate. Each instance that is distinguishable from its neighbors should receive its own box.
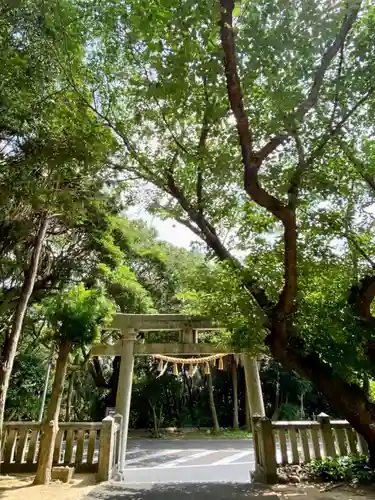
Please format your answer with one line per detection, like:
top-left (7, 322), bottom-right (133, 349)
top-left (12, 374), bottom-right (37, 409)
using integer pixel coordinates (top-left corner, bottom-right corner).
top-left (90, 313), bottom-right (265, 471)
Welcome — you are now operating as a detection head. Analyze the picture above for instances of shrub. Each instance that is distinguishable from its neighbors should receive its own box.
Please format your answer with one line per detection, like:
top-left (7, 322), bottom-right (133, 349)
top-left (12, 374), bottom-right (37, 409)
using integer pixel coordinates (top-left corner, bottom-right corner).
top-left (307, 455), bottom-right (375, 483)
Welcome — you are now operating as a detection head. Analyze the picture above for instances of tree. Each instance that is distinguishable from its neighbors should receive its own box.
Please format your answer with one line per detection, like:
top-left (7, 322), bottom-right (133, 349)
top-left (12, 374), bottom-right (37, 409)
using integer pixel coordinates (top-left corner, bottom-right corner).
top-left (0, 0), bottom-right (120, 446)
top-left (34, 285), bottom-right (114, 485)
top-left (231, 356), bottom-right (240, 430)
top-left (0, 214), bottom-right (49, 448)
top-left (207, 369), bottom-right (220, 432)
top-left (76, 0), bottom-right (375, 461)
top-left (86, 219), bottom-right (207, 407)
top-left (6, 348), bottom-right (52, 422)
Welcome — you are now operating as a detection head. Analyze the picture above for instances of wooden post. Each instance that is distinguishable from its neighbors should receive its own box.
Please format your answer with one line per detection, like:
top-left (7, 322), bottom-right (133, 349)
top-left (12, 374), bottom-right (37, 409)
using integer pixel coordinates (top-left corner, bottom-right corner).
top-left (97, 416), bottom-right (115, 482)
top-left (318, 413), bottom-right (336, 458)
top-left (258, 418), bottom-right (277, 484)
top-left (115, 329), bottom-right (136, 471)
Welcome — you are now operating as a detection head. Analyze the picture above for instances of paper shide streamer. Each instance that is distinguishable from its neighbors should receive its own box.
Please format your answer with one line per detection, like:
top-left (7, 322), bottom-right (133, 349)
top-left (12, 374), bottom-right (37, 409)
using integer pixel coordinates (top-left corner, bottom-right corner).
top-left (153, 353), bottom-right (227, 377)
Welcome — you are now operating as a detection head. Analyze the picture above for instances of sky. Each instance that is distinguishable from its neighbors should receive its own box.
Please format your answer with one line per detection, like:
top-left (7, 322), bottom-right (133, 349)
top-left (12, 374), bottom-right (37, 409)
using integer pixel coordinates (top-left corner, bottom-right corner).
top-left (127, 206), bottom-right (195, 249)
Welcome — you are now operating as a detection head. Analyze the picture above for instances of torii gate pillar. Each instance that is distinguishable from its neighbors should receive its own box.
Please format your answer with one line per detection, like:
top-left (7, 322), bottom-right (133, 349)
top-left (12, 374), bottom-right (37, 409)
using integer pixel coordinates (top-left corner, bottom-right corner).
top-left (242, 355), bottom-right (265, 417)
top-left (116, 329), bottom-right (137, 471)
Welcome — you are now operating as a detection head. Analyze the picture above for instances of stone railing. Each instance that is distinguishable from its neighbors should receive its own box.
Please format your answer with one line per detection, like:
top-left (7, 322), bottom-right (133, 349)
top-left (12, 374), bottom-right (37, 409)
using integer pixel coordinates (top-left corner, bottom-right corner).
top-left (252, 415), bottom-right (369, 484)
top-left (1, 414), bottom-right (122, 481)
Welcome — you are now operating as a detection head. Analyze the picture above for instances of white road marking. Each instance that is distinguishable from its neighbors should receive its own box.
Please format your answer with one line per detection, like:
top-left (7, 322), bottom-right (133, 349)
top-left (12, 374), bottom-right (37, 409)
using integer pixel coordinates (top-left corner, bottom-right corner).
top-left (126, 449), bottom-right (144, 456)
top-left (212, 451), bottom-right (253, 465)
top-left (122, 460), bottom-right (256, 471)
top-left (125, 449), bottom-right (182, 465)
top-left (161, 450), bottom-right (216, 467)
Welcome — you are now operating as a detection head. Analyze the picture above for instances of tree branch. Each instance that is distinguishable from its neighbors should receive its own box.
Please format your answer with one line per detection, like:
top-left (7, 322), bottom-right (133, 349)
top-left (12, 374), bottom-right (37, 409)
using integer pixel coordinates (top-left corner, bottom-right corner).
top-left (346, 234), bottom-right (375, 270)
top-left (295, 2), bottom-right (361, 123)
top-left (286, 86), bottom-right (375, 204)
top-left (252, 1), bottom-right (362, 163)
top-left (165, 169), bottom-right (233, 261)
top-left (337, 136), bottom-right (375, 193)
top-left (163, 166), bottom-right (273, 313)
top-left (220, 0), bottom-right (297, 316)
top-left (196, 76), bottom-right (211, 214)
top-left (67, 76), bottom-right (167, 186)
top-left (88, 357), bottom-right (109, 388)
top-left (160, 109), bottom-right (193, 157)
top-left (219, 0), bottom-right (286, 220)
top-left (288, 134), bottom-right (306, 208)
top-left (308, 86), bottom-right (375, 164)
top-left (329, 43), bottom-right (345, 129)
top-left (174, 216), bottom-right (206, 239)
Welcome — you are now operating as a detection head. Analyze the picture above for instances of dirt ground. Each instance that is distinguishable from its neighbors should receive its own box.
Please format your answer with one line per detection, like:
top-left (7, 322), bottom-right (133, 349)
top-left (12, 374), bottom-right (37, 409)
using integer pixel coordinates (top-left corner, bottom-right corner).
top-left (0, 475), bottom-right (374, 500)
top-left (273, 483), bottom-right (375, 500)
top-left (0, 474), bottom-right (97, 500)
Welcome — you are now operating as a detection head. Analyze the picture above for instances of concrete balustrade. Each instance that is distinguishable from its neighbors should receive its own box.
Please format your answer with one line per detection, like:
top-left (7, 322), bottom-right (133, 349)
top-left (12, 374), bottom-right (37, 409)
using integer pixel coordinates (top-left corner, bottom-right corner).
top-left (1, 416), bottom-right (122, 482)
top-left (251, 415), bottom-right (369, 484)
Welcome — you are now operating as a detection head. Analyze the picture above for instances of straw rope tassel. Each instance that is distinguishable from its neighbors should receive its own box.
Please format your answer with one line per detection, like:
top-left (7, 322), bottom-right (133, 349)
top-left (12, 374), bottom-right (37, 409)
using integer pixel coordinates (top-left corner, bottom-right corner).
top-left (157, 358), bottom-right (164, 372)
top-left (204, 362), bottom-right (210, 375)
top-left (172, 363), bottom-right (179, 376)
top-left (218, 357), bottom-right (224, 370)
top-left (188, 364), bottom-right (194, 377)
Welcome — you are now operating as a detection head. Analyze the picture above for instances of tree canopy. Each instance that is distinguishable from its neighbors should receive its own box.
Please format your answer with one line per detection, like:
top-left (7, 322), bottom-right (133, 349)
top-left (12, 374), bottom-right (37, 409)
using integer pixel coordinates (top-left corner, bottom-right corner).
top-left (3, 0), bottom-right (375, 466)
top-left (66, 0), bottom-right (375, 458)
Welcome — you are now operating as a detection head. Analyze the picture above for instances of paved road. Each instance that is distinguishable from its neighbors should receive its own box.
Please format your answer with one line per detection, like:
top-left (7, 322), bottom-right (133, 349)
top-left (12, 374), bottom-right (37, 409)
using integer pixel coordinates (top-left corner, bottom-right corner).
top-left (118, 439), bottom-right (256, 484)
top-left (84, 440), bottom-right (281, 499)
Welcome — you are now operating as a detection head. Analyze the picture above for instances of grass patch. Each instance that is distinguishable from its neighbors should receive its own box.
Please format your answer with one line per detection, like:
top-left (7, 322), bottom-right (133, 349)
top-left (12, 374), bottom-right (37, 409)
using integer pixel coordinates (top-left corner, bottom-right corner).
top-left (129, 428), bottom-right (252, 440)
top-left (158, 429), bottom-right (252, 440)
top-left (306, 455), bottom-right (375, 484)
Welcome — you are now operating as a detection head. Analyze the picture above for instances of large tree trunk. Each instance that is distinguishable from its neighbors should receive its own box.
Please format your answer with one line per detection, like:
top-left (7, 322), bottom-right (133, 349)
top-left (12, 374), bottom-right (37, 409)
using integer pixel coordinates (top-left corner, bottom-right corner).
top-left (34, 341), bottom-right (72, 485)
top-left (231, 358), bottom-right (239, 430)
top-left (207, 372), bottom-right (220, 432)
top-left (0, 214), bottom-right (49, 450)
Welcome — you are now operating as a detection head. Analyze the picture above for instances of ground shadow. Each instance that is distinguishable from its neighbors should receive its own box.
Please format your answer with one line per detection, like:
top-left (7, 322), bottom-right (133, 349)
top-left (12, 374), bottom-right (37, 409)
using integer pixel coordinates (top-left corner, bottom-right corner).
top-left (85, 482), bottom-right (279, 499)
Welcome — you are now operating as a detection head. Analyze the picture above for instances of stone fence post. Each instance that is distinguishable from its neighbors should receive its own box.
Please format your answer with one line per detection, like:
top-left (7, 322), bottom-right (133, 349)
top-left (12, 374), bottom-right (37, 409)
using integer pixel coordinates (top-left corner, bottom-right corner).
top-left (97, 416), bottom-right (116, 482)
top-left (259, 418), bottom-right (278, 484)
top-left (113, 413), bottom-right (123, 471)
top-left (252, 417), bottom-right (277, 484)
top-left (318, 413), bottom-right (336, 458)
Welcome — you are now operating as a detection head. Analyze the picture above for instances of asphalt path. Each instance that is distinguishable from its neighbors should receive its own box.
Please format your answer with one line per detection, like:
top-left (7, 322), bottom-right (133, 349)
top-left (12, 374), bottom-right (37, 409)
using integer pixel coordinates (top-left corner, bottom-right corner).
top-left (118, 439), bottom-right (256, 484)
top-left (84, 440), bottom-right (273, 499)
